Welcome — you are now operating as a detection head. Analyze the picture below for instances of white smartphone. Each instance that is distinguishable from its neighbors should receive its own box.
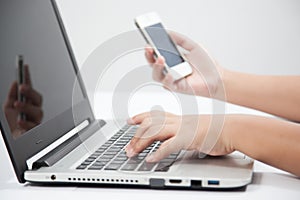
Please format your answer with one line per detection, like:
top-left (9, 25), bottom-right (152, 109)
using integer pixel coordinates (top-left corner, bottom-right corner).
top-left (135, 12), bottom-right (192, 80)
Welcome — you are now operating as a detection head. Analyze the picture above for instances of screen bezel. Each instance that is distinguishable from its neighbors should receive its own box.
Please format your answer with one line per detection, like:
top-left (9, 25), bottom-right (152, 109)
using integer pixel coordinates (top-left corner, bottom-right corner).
top-left (0, 0), bottom-right (95, 183)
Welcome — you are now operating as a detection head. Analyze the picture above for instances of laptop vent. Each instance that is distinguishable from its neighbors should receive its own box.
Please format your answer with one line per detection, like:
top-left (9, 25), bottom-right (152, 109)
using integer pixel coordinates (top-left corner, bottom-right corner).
top-left (67, 177), bottom-right (139, 183)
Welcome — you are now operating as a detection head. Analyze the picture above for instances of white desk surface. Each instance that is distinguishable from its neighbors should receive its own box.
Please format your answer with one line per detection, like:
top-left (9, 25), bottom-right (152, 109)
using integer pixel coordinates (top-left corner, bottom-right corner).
top-left (1, 92), bottom-right (300, 199)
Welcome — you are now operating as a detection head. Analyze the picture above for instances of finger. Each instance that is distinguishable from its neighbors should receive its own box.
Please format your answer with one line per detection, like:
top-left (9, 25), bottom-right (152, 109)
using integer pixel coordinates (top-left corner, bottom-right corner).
top-left (145, 45), bottom-right (155, 64)
top-left (168, 31), bottom-right (197, 51)
top-left (130, 124), bottom-right (175, 155)
top-left (126, 117), bottom-right (153, 157)
top-left (127, 114), bottom-right (162, 154)
top-left (14, 101), bottom-right (43, 123)
top-left (152, 56), bottom-right (165, 82)
top-left (18, 119), bottom-right (36, 131)
top-left (19, 84), bottom-right (42, 106)
top-left (5, 81), bottom-right (18, 107)
top-left (128, 110), bottom-right (170, 125)
top-left (127, 112), bottom-right (151, 125)
top-left (127, 137), bottom-right (155, 157)
top-left (24, 65), bottom-right (32, 86)
top-left (146, 138), bottom-right (178, 162)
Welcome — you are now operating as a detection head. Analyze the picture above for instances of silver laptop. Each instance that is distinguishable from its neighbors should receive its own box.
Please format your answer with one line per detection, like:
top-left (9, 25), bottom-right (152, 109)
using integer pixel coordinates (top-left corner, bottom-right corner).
top-left (0, 0), bottom-right (253, 190)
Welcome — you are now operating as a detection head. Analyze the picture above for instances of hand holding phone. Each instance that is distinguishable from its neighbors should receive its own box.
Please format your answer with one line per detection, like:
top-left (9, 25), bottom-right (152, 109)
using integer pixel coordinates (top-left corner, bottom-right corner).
top-left (135, 12), bottom-right (192, 80)
top-left (136, 14), bottom-right (223, 98)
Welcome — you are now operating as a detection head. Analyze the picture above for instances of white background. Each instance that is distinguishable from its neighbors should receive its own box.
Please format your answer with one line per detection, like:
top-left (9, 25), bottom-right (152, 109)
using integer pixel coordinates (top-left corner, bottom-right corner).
top-left (57, 0), bottom-right (300, 76)
top-left (55, 0), bottom-right (300, 120)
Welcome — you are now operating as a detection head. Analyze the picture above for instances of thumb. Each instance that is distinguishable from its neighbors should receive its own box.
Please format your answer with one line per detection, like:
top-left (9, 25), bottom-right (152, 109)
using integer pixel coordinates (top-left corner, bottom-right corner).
top-left (168, 31), bottom-right (197, 51)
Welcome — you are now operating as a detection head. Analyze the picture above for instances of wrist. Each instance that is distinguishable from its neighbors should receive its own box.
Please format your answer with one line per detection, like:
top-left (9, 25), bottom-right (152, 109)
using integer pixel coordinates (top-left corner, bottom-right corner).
top-left (223, 115), bottom-right (237, 153)
top-left (212, 66), bottom-right (228, 101)
top-left (197, 114), bottom-right (235, 156)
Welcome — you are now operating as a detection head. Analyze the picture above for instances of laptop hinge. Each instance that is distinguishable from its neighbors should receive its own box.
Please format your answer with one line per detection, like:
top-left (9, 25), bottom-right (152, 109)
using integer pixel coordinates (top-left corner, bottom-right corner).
top-left (28, 119), bottom-right (106, 170)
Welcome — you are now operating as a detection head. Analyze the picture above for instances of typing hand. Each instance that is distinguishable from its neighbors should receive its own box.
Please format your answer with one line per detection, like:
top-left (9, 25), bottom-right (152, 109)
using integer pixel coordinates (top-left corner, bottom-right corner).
top-left (125, 111), bottom-right (233, 162)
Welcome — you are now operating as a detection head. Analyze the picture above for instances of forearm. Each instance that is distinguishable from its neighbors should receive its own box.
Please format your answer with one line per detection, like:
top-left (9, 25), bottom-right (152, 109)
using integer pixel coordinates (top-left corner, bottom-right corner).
top-left (225, 115), bottom-right (300, 176)
top-left (222, 70), bottom-right (300, 121)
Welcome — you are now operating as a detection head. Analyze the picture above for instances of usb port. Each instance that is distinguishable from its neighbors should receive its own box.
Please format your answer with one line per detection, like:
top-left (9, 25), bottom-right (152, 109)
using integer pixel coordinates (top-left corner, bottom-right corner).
top-left (207, 180), bottom-right (219, 185)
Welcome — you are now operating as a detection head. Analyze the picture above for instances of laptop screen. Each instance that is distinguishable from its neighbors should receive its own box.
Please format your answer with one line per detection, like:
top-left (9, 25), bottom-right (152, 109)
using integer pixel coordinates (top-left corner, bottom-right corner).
top-left (0, 0), bottom-right (95, 182)
top-left (0, 0), bottom-right (85, 139)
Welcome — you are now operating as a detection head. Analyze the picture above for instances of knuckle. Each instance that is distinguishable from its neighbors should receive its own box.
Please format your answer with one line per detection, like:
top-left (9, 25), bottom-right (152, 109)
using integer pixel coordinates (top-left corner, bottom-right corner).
top-left (143, 117), bottom-right (152, 126)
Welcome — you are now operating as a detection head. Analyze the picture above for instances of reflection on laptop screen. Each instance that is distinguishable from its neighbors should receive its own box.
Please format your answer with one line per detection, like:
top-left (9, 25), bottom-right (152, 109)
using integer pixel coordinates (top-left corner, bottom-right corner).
top-left (0, 0), bottom-right (85, 139)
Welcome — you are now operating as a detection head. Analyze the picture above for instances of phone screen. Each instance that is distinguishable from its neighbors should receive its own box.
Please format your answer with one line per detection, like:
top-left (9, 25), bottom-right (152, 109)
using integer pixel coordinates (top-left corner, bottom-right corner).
top-left (145, 23), bottom-right (184, 67)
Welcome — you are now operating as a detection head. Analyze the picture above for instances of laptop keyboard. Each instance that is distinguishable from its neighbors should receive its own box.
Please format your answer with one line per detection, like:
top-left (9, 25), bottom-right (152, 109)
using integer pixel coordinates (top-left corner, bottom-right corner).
top-left (76, 125), bottom-right (180, 172)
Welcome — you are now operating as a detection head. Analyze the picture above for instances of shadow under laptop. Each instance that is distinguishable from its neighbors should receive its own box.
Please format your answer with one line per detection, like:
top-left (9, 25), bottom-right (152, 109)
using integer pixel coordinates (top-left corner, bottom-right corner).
top-left (23, 180), bottom-right (247, 192)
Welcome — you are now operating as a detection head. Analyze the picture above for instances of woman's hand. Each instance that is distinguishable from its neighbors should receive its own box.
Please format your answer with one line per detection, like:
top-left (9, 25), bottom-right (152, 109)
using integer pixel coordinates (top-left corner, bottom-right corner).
top-left (146, 31), bottom-right (224, 99)
top-left (125, 111), bottom-right (233, 162)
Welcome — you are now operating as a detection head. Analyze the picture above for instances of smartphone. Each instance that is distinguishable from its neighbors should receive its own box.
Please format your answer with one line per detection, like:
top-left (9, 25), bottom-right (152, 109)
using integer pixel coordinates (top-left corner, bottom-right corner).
top-left (135, 12), bottom-right (192, 80)
top-left (16, 55), bottom-right (26, 121)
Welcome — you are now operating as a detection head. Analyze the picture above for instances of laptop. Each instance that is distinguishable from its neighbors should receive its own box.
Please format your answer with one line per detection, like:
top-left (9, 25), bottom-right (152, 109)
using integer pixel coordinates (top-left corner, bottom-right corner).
top-left (0, 0), bottom-right (253, 190)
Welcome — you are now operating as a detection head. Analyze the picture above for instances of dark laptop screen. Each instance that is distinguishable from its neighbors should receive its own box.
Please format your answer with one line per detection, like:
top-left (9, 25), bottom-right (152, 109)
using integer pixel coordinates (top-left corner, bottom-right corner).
top-left (0, 0), bottom-right (85, 139)
top-left (0, 0), bottom-right (95, 183)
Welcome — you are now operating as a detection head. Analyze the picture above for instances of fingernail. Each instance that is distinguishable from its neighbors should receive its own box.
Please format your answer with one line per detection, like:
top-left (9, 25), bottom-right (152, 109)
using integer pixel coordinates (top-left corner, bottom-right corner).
top-left (125, 146), bottom-right (135, 157)
top-left (127, 118), bottom-right (135, 125)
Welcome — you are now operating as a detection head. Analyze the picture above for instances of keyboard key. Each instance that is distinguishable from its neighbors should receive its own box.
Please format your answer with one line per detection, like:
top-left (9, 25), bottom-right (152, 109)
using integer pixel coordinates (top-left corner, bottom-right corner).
top-left (108, 147), bottom-right (122, 152)
top-left (104, 151), bottom-right (118, 155)
top-left (138, 162), bottom-right (156, 171)
top-left (160, 158), bottom-right (176, 163)
top-left (111, 160), bottom-right (126, 164)
top-left (100, 154), bottom-right (114, 159)
top-left (76, 165), bottom-right (87, 170)
top-left (105, 163), bottom-right (122, 170)
top-left (127, 157), bottom-right (143, 164)
top-left (114, 142), bottom-right (127, 147)
top-left (114, 156), bottom-right (128, 161)
top-left (121, 163), bottom-right (139, 171)
top-left (88, 155), bottom-right (98, 159)
top-left (117, 151), bottom-right (127, 157)
top-left (137, 152), bottom-right (147, 159)
top-left (88, 165), bottom-right (104, 170)
top-left (154, 163), bottom-right (170, 172)
top-left (82, 161), bottom-right (92, 165)
top-left (97, 158), bottom-right (110, 162)
top-left (141, 149), bottom-right (150, 153)
top-left (94, 161), bottom-right (108, 166)
top-left (86, 158), bottom-right (96, 162)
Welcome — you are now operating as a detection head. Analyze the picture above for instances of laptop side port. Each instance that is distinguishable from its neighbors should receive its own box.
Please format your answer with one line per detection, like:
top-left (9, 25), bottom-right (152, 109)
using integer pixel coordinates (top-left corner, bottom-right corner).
top-left (207, 180), bottom-right (220, 185)
top-left (191, 180), bottom-right (202, 189)
top-left (169, 179), bottom-right (182, 184)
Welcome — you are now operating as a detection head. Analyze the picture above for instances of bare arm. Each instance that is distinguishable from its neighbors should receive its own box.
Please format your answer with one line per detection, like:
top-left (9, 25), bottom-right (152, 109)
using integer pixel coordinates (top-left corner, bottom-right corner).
top-left (222, 70), bottom-right (300, 122)
top-left (145, 32), bottom-right (300, 121)
top-left (227, 115), bottom-right (300, 177)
